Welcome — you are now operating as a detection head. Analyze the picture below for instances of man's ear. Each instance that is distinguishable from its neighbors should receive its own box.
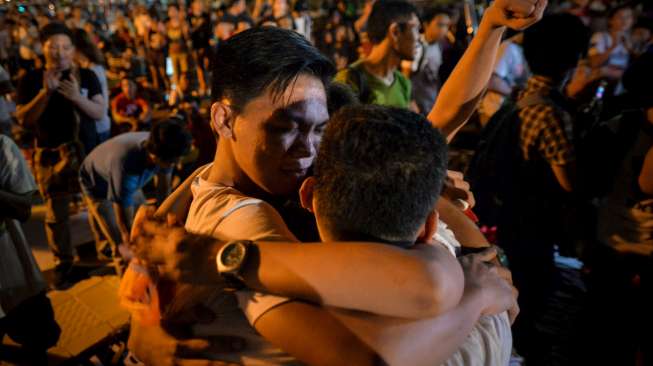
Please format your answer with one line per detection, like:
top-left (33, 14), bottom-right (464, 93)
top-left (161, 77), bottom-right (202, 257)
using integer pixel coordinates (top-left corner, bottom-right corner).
top-left (210, 101), bottom-right (235, 139)
top-left (417, 209), bottom-right (439, 243)
top-left (388, 22), bottom-right (401, 43)
top-left (299, 176), bottom-right (317, 213)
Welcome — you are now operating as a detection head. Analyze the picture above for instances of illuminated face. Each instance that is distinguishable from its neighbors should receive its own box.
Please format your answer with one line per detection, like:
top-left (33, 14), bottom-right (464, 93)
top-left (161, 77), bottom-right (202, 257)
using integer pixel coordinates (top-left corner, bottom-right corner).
top-left (424, 14), bottom-right (450, 44)
top-left (610, 8), bottom-right (634, 33)
top-left (221, 74), bottom-right (328, 196)
top-left (395, 14), bottom-right (420, 61)
top-left (121, 79), bottom-right (136, 99)
top-left (168, 6), bottom-right (179, 19)
top-left (43, 34), bottom-right (74, 71)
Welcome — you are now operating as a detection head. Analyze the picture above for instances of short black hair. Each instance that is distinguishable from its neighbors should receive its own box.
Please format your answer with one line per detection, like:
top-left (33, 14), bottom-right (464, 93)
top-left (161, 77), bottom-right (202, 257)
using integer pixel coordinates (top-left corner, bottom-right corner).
top-left (211, 27), bottom-right (335, 110)
top-left (607, 3), bottom-right (633, 20)
top-left (146, 119), bottom-right (192, 162)
top-left (421, 6), bottom-right (451, 24)
top-left (366, 0), bottom-right (419, 44)
top-left (327, 82), bottom-right (359, 115)
top-left (523, 14), bottom-right (590, 80)
top-left (314, 105), bottom-right (448, 244)
top-left (72, 28), bottom-right (104, 65)
top-left (40, 21), bottom-right (73, 43)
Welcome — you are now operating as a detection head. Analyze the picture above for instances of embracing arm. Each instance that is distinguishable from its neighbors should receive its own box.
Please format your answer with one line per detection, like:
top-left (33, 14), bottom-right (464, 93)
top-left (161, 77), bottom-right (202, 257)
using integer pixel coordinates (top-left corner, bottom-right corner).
top-left (255, 301), bottom-right (382, 366)
top-left (254, 250), bottom-right (513, 366)
top-left (437, 197), bottom-right (489, 248)
top-left (134, 218), bottom-right (464, 318)
top-left (429, 0), bottom-right (546, 142)
top-left (244, 241), bottom-right (463, 318)
top-left (328, 293), bottom-right (485, 366)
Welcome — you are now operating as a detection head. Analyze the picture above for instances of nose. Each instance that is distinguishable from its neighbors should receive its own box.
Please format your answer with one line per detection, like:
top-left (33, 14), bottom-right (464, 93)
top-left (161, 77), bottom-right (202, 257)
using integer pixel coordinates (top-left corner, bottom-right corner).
top-left (292, 131), bottom-right (317, 159)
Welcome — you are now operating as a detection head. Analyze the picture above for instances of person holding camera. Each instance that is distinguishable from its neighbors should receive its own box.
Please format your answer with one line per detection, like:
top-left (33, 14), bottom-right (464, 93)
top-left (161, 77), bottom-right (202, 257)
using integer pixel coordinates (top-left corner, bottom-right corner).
top-left (15, 22), bottom-right (106, 288)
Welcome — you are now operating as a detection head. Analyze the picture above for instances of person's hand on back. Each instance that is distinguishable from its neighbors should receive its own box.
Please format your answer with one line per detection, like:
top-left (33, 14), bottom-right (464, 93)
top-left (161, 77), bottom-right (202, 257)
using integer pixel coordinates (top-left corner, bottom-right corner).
top-left (130, 205), bottom-right (224, 284)
top-left (458, 247), bottom-right (519, 322)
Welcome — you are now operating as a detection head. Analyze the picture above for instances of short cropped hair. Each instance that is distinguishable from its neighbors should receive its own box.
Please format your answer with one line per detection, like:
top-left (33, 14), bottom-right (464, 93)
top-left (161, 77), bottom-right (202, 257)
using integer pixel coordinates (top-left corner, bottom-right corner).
top-left (145, 119), bottom-right (192, 162)
top-left (366, 0), bottom-right (419, 44)
top-left (523, 14), bottom-right (590, 80)
top-left (314, 105), bottom-right (448, 244)
top-left (40, 22), bottom-right (73, 43)
top-left (211, 27), bottom-right (335, 111)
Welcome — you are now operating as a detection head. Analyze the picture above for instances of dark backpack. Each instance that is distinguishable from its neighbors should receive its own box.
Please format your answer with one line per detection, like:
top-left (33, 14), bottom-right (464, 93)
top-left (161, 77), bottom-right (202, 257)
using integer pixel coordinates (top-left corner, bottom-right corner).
top-left (466, 94), bottom-right (549, 227)
top-left (344, 64), bottom-right (373, 104)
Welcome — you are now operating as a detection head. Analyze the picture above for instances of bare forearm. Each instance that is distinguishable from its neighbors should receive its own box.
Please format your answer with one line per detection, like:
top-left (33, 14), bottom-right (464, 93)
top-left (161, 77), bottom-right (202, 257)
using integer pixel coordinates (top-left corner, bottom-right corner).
top-left (437, 197), bottom-right (489, 248)
top-left (329, 291), bottom-right (485, 366)
top-left (241, 241), bottom-right (463, 318)
top-left (429, 20), bottom-right (505, 141)
top-left (72, 95), bottom-right (105, 120)
top-left (16, 90), bottom-right (50, 127)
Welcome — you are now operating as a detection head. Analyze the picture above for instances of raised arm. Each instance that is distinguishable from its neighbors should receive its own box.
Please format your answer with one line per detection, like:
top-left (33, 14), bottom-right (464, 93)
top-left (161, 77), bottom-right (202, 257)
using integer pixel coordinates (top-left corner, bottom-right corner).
top-left (428, 0), bottom-right (546, 142)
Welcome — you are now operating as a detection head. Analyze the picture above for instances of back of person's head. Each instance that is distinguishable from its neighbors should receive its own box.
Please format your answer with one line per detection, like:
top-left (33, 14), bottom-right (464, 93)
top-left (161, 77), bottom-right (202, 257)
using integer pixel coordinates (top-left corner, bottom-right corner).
top-left (40, 21), bottom-right (73, 43)
top-left (313, 105), bottom-right (448, 244)
top-left (366, 0), bottom-right (419, 44)
top-left (211, 26), bottom-right (335, 110)
top-left (146, 119), bottom-right (192, 163)
top-left (523, 14), bottom-right (589, 80)
top-left (72, 28), bottom-right (104, 65)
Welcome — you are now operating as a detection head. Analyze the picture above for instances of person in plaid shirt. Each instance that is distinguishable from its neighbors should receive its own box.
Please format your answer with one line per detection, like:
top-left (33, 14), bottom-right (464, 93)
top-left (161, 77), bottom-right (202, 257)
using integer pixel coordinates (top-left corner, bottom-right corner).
top-left (496, 14), bottom-right (590, 364)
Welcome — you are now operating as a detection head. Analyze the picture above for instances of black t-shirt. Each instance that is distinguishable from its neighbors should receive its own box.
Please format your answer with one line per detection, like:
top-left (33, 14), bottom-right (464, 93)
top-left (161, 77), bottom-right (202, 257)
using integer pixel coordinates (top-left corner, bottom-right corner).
top-left (17, 68), bottom-right (101, 149)
top-left (190, 13), bottom-right (212, 51)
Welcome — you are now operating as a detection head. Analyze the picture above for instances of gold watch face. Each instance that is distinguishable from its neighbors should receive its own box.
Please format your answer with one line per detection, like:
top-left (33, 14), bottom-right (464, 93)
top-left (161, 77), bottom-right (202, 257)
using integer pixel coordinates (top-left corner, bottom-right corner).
top-left (221, 242), bottom-right (246, 268)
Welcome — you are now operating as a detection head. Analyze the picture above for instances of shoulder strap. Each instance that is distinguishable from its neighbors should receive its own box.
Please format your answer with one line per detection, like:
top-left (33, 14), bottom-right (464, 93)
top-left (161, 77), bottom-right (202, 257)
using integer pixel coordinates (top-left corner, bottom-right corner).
top-left (347, 63), bottom-right (371, 104)
top-left (206, 196), bottom-right (264, 236)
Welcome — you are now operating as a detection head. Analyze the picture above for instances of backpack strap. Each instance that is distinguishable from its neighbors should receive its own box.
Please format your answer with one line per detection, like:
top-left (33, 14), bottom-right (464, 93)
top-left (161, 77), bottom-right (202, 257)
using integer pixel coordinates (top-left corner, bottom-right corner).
top-left (346, 63), bottom-right (372, 104)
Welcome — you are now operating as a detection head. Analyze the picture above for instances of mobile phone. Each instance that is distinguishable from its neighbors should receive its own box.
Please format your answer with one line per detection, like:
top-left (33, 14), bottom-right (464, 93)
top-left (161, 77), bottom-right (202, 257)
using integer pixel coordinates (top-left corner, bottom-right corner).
top-left (61, 69), bottom-right (71, 81)
top-left (594, 83), bottom-right (606, 100)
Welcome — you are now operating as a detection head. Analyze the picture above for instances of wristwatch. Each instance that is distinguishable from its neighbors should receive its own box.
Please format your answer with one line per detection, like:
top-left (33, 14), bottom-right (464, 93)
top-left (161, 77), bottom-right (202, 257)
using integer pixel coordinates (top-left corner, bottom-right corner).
top-left (216, 240), bottom-right (254, 290)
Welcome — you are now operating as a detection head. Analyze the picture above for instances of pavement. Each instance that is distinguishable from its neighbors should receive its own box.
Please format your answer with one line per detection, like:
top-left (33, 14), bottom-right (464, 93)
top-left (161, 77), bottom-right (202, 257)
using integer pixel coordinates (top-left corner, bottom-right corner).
top-left (1, 201), bottom-right (130, 365)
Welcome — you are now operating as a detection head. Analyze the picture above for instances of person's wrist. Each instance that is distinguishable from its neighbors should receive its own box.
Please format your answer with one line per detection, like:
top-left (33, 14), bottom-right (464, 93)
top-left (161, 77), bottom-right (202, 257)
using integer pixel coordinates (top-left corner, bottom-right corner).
top-left (479, 6), bottom-right (507, 32)
top-left (208, 237), bottom-right (226, 283)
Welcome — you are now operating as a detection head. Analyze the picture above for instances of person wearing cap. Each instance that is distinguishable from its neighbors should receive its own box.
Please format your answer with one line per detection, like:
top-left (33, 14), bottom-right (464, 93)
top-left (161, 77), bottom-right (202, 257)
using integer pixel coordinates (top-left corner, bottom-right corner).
top-left (78, 120), bottom-right (191, 270)
top-left (15, 22), bottom-right (106, 287)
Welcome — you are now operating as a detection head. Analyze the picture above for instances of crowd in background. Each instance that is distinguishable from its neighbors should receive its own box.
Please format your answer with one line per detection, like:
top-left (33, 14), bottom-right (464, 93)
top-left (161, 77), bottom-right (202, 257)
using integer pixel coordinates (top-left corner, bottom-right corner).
top-left (0, 0), bottom-right (652, 365)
